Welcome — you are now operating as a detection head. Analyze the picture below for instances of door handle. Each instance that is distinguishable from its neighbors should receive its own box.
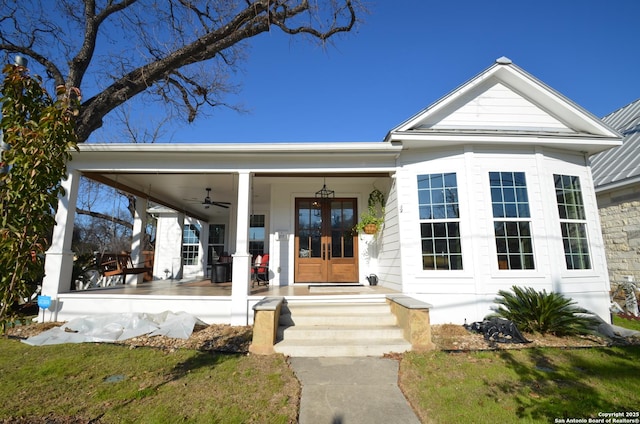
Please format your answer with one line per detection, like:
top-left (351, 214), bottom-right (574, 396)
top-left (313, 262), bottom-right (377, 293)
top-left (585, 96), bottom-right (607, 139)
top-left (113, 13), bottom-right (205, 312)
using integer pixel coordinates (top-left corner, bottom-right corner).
top-left (322, 243), bottom-right (325, 260)
top-left (327, 244), bottom-right (331, 260)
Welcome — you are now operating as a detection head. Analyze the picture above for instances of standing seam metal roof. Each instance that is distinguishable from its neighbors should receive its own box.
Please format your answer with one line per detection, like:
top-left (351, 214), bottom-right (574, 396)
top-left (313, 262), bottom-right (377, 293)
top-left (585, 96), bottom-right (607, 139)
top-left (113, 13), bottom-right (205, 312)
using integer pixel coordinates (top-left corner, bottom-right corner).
top-left (591, 98), bottom-right (640, 189)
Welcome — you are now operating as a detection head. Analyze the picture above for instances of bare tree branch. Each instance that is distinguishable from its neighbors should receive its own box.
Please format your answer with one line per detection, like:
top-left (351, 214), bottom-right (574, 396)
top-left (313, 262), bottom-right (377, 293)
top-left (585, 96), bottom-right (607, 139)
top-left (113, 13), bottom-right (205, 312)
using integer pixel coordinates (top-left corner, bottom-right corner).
top-left (1, 0), bottom-right (362, 142)
top-left (76, 208), bottom-right (133, 231)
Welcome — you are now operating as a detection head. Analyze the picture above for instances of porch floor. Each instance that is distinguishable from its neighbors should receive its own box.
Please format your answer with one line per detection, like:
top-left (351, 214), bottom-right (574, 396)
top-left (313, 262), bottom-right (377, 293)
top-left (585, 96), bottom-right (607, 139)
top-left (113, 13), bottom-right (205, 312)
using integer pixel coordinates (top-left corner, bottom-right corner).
top-left (73, 279), bottom-right (399, 297)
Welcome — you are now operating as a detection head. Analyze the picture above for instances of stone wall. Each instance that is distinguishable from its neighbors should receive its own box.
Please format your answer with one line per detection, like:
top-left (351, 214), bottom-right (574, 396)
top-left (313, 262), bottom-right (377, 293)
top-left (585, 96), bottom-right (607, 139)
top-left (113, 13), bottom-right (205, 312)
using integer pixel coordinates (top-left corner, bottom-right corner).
top-left (597, 188), bottom-right (640, 284)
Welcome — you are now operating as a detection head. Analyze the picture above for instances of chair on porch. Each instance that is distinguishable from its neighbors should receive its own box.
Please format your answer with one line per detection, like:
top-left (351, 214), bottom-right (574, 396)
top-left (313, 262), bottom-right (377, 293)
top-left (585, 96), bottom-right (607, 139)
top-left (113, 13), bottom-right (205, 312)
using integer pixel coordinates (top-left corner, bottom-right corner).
top-left (251, 254), bottom-right (271, 287)
top-left (98, 253), bottom-right (152, 284)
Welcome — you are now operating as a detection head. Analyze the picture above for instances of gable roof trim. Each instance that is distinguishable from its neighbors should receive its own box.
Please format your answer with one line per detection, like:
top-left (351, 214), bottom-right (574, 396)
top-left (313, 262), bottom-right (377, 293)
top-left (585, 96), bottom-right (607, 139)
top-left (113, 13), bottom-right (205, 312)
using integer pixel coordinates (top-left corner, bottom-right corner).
top-left (386, 59), bottom-right (620, 141)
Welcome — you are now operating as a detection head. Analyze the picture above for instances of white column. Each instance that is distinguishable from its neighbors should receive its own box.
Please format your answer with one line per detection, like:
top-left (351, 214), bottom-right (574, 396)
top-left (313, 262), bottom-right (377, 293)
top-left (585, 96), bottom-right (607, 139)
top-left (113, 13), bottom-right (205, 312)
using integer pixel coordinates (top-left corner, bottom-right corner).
top-left (200, 222), bottom-right (210, 278)
top-left (176, 213), bottom-right (185, 280)
top-left (127, 196), bottom-right (148, 286)
top-left (41, 169), bottom-right (81, 319)
top-left (231, 171), bottom-right (251, 325)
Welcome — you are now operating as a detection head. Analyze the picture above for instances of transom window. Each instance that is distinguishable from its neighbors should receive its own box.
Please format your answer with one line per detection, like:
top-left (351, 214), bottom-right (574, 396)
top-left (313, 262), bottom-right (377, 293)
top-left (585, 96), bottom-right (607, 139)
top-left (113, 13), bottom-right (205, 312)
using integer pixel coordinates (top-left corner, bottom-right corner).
top-left (490, 172), bottom-right (535, 270)
top-left (417, 173), bottom-right (462, 270)
top-left (182, 223), bottom-right (201, 266)
top-left (554, 174), bottom-right (591, 270)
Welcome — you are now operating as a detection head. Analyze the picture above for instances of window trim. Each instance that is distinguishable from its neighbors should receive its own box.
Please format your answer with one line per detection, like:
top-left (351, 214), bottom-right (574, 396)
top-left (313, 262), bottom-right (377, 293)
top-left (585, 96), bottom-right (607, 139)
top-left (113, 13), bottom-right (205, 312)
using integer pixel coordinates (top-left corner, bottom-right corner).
top-left (416, 172), bottom-right (464, 271)
top-left (489, 171), bottom-right (536, 271)
top-left (554, 174), bottom-right (592, 271)
top-left (182, 223), bottom-right (201, 266)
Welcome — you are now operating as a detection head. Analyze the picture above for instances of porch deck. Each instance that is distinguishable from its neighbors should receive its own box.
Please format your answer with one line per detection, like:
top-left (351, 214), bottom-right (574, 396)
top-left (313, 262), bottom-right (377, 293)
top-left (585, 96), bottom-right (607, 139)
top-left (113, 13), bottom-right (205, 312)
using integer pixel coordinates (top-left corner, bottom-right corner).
top-left (73, 279), bottom-right (398, 297)
top-left (48, 279), bottom-right (400, 325)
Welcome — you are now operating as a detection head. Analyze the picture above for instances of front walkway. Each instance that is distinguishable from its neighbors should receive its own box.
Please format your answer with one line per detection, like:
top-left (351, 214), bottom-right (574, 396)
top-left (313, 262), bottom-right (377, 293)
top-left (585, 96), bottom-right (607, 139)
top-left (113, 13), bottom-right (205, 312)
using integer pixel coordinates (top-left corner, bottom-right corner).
top-left (290, 357), bottom-right (421, 424)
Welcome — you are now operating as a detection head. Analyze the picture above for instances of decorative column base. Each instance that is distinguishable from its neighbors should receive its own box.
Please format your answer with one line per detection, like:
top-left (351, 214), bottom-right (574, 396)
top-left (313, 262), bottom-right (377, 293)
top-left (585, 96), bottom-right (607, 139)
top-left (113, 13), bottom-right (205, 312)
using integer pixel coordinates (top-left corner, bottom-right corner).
top-left (230, 253), bottom-right (251, 325)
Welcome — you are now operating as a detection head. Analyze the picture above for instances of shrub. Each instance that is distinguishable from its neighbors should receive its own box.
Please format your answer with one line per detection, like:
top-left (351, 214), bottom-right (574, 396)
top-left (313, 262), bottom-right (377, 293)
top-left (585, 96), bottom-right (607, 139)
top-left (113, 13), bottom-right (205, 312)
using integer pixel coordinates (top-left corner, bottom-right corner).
top-left (490, 286), bottom-right (600, 336)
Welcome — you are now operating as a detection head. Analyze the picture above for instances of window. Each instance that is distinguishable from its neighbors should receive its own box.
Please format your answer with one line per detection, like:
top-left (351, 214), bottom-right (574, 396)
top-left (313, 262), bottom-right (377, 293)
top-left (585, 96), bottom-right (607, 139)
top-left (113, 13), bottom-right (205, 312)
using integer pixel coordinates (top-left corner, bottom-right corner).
top-left (554, 174), bottom-right (591, 269)
top-left (182, 224), bottom-right (200, 266)
top-left (249, 214), bottom-right (265, 257)
top-left (490, 172), bottom-right (534, 270)
top-left (208, 224), bottom-right (225, 262)
top-left (417, 173), bottom-right (462, 270)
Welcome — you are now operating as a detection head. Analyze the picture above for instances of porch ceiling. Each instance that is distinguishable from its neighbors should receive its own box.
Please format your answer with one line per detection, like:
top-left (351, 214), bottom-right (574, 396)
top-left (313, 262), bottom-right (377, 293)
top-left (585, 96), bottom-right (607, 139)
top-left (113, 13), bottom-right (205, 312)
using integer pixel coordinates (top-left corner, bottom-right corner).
top-left (82, 172), bottom-right (390, 221)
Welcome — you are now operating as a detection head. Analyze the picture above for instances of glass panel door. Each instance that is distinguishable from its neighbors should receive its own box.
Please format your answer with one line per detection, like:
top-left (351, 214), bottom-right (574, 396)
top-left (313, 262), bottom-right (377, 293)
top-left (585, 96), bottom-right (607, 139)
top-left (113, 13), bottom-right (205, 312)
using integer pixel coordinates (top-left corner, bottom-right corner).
top-left (295, 198), bottom-right (358, 283)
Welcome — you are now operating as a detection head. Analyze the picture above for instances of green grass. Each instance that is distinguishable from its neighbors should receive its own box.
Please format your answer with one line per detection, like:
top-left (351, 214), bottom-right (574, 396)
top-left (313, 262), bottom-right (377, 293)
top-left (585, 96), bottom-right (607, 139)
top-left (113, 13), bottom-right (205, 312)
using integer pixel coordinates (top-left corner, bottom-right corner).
top-left (3, 325), bottom-right (640, 424)
top-left (613, 314), bottom-right (640, 332)
top-left (0, 339), bottom-right (299, 423)
top-left (400, 346), bottom-right (640, 424)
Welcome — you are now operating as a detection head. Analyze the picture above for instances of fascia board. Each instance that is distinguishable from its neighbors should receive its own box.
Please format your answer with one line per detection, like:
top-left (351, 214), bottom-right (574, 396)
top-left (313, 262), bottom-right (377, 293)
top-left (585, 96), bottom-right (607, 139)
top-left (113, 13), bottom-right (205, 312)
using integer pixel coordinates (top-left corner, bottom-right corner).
top-left (71, 142), bottom-right (403, 172)
top-left (389, 63), bottom-right (502, 134)
top-left (495, 66), bottom-right (621, 138)
top-left (76, 142), bottom-right (400, 154)
top-left (389, 132), bottom-right (622, 155)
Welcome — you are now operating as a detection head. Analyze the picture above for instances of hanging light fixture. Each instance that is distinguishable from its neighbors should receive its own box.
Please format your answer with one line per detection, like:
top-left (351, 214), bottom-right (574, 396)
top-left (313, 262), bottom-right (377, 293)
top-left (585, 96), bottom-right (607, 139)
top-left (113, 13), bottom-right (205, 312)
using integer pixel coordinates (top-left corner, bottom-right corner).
top-left (315, 177), bottom-right (335, 200)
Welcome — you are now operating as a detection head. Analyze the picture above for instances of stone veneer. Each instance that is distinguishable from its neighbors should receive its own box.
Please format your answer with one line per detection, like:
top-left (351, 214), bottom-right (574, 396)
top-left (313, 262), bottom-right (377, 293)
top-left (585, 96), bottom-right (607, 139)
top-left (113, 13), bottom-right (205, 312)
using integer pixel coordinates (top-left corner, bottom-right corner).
top-left (597, 187), bottom-right (640, 284)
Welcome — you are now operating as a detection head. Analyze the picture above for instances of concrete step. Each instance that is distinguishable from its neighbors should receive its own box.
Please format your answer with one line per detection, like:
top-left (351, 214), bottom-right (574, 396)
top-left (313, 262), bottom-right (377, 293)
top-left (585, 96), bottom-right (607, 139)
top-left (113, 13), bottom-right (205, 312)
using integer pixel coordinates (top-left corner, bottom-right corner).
top-left (279, 301), bottom-right (397, 327)
top-left (284, 301), bottom-right (392, 315)
top-left (278, 324), bottom-right (405, 341)
top-left (273, 338), bottom-right (411, 357)
top-left (279, 312), bottom-right (397, 327)
top-left (274, 300), bottom-right (411, 357)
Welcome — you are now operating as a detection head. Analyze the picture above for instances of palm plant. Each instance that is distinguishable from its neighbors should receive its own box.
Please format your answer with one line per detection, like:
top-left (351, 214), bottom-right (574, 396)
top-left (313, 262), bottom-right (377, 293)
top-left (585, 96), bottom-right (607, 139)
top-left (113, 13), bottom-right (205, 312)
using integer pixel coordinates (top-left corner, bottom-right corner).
top-left (491, 286), bottom-right (600, 336)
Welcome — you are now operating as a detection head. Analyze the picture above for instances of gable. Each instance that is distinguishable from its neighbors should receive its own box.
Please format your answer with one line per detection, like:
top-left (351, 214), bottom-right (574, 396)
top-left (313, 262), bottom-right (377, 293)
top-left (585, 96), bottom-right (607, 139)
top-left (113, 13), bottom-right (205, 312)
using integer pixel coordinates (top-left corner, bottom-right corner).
top-left (386, 58), bottom-right (621, 155)
top-left (420, 81), bottom-right (572, 133)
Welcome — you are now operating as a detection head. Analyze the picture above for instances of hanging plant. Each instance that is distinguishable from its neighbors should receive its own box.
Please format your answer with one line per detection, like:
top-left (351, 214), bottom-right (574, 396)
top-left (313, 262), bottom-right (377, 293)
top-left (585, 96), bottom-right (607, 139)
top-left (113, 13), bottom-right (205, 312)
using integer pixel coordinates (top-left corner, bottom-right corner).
top-left (354, 188), bottom-right (385, 235)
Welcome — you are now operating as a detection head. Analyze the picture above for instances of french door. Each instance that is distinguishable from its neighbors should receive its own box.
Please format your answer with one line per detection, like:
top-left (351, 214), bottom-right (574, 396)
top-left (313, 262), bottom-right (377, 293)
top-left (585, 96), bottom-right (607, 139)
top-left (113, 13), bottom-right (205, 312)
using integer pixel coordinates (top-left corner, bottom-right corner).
top-left (294, 198), bottom-right (359, 283)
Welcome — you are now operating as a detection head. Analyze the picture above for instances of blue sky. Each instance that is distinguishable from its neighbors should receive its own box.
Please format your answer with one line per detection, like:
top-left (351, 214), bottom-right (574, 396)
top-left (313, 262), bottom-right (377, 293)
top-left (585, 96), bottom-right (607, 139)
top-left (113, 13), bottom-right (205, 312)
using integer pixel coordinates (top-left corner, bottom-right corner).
top-left (93, 0), bottom-right (640, 143)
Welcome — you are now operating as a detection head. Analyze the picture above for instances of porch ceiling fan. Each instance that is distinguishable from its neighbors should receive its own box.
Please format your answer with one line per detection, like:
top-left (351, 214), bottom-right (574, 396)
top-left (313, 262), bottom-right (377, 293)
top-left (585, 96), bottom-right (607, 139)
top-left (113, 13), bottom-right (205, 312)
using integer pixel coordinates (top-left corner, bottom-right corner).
top-left (201, 187), bottom-right (231, 209)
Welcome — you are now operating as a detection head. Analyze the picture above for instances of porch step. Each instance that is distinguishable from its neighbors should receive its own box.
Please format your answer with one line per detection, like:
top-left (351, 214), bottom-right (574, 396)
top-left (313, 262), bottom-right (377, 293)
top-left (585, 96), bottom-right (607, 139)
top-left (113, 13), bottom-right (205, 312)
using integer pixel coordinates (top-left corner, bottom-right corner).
top-left (273, 300), bottom-right (411, 357)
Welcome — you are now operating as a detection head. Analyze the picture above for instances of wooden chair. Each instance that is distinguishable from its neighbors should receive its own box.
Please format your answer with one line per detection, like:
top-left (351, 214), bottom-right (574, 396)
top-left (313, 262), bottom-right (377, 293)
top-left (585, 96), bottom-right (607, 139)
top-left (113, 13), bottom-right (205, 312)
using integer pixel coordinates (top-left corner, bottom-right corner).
top-left (99, 253), bottom-right (152, 283)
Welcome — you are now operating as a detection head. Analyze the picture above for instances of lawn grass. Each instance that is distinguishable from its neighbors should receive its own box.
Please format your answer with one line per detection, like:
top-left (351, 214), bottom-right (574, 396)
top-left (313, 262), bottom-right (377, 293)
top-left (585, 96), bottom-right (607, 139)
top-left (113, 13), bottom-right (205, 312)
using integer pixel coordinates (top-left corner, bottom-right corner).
top-left (613, 314), bottom-right (640, 332)
top-left (3, 319), bottom-right (639, 424)
top-left (400, 346), bottom-right (640, 424)
top-left (0, 338), bottom-right (299, 423)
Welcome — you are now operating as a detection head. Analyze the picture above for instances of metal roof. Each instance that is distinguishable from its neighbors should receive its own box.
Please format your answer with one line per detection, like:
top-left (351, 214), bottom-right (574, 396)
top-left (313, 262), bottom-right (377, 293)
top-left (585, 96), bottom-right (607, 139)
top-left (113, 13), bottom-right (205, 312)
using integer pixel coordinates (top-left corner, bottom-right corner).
top-left (591, 98), bottom-right (640, 191)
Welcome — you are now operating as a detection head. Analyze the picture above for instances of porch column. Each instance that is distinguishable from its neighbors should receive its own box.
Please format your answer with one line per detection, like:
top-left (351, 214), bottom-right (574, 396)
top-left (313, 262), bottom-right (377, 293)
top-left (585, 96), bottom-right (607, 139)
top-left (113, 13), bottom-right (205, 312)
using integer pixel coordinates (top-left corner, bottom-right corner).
top-left (42, 169), bottom-right (81, 319)
top-left (231, 171), bottom-right (251, 325)
top-left (199, 222), bottom-right (210, 278)
top-left (127, 196), bottom-right (148, 286)
top-left (176, 213), bottom-right (185, 280)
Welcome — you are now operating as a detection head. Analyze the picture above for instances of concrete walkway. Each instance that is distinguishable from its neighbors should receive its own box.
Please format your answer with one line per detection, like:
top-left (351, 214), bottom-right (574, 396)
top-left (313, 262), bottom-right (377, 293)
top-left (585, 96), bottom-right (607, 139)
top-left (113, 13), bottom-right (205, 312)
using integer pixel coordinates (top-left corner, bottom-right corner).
top-left (289, 357), bottom-right (421, 424)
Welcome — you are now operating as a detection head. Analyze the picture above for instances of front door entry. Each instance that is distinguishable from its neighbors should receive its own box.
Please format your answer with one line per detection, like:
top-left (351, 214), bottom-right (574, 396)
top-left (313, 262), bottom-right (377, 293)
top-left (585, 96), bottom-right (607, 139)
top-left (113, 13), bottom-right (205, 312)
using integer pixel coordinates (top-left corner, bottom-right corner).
top-left (294, 198), bottom-right (359, 283)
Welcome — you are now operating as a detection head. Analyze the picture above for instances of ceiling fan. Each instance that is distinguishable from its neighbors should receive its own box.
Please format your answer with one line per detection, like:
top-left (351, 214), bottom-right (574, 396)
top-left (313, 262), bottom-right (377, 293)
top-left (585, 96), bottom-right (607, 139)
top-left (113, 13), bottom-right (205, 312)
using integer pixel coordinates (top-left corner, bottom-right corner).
top-left (201, 187), bottom-right (231, 209)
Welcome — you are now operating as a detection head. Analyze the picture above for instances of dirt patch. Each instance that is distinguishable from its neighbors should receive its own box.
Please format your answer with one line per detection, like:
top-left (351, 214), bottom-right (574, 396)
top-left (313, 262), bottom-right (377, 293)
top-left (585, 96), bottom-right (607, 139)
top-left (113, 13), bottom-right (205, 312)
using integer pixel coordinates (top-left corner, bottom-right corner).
top-left (7, 320), bottom-right (639, 353)
top-left (431, 323), bottom-right (614, 351)
top-left (5, 322), bottom-right (253, 353)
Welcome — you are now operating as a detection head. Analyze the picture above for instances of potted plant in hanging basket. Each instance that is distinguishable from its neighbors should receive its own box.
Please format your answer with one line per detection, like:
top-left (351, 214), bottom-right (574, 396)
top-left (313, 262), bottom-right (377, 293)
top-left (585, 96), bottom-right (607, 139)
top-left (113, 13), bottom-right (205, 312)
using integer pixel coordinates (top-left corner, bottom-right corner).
top-left (354, 188), bottom-right (385, 235)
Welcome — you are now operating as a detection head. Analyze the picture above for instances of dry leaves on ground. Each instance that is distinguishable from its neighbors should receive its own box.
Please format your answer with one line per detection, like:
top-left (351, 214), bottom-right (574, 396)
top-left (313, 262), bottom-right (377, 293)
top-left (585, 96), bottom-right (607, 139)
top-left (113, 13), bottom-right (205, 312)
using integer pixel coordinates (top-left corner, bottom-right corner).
top-left (430, 323), bottom-right (611, 351)
top-left (5, 322), bottom-right (253, 353)
top-left (7, 321), bottom-right (639, 353)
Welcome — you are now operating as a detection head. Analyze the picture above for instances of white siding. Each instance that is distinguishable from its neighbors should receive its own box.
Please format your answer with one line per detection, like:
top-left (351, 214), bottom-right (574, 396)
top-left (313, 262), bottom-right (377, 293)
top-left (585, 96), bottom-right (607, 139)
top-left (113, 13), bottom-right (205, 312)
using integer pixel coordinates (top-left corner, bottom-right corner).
top-left (428, 83), bottom-right (572, 132)
top-left (153, 212), bottom-right (184, 280)
top-left (377, 177), bottom-right (402, 291)
top-left (395, 146), bottom-right (611, 324)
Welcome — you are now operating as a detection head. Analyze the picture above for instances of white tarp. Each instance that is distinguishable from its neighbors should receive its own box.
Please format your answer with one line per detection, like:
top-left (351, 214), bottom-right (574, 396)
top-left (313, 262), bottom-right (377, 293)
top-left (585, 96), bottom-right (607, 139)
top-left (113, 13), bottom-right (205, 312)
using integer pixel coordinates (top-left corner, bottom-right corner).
top-left (22, 311), bottom-right (206, 346)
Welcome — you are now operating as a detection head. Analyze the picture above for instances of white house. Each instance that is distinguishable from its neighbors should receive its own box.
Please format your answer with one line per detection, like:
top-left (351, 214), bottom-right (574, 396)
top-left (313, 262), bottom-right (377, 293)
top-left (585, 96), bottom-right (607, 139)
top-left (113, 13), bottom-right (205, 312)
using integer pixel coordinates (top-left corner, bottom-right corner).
top-left (41, 57), bottom-right (621, 327)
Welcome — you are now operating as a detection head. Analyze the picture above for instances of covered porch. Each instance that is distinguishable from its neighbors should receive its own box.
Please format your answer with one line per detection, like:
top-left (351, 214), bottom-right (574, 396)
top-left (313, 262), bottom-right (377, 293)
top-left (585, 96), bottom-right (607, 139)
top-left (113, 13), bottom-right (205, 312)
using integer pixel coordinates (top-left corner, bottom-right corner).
top-left (41, 143), bottom-right (402, 325)
top-left (43, 278), bottom-right (401, 325)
